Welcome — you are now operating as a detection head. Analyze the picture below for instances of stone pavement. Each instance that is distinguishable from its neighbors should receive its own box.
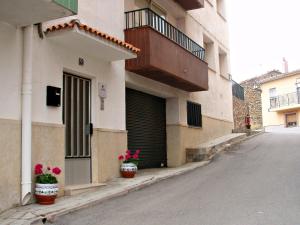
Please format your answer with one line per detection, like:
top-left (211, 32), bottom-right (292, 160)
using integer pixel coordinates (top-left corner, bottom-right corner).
top-left (0, 132), bottom-right (261, 225)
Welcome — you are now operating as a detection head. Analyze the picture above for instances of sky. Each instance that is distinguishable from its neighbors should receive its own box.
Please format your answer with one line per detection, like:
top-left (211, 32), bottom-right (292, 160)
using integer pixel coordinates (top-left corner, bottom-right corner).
top-left (226, 0), bottom-right (300, 82)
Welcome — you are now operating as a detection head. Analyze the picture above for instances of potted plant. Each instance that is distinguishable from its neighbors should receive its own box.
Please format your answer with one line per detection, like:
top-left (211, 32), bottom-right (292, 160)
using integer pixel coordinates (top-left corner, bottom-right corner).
top-left (34, 163), bottom-right (61, 205)
top-left (118, 149), bottom-right (141, 178)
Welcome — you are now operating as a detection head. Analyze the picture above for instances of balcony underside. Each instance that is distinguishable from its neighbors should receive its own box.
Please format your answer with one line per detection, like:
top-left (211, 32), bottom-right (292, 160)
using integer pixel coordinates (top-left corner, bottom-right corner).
top-left (0, 0), bottom-right (77, 27)
top-left (173, 0), bottom-right (204, 10)
top-left (125, 27), bottom-right (208, 92)
top-left (270, 104), bottom-right (300, 112)
top-left (46, 26), bottom-right (138, 62)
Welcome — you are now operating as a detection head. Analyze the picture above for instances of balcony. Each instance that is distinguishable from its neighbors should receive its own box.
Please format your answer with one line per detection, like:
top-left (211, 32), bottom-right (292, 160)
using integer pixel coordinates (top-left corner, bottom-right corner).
top-left (0, 0), bottom-right (77, 27)
top-left (173, 0), bottom-right (204, 10)
top-left (269, 92), bottom-right (300, 112)
top-left (124, 9), bottom-right (208, 92)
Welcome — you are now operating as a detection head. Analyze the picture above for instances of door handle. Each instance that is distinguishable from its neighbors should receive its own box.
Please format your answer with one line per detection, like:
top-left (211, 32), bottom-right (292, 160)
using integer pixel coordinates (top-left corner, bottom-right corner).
top-left (89, 123), bottom-right (93, 135)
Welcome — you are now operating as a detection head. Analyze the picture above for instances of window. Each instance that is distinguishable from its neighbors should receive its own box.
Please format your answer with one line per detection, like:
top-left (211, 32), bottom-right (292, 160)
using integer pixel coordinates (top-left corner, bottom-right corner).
top-left (187, 102), bottom-right (202, 127)
top-left (269, 88), bottom-right (277, 108)
top-left (150, 2), bottom-right (166, 34)
top-left (269, 88), bottom-right (277, 97)
top-left (216, 0), bottom-right (226, 19)
top-left (150, 2), bottom-right (166, 19)
top-left (203, 34), bottom-right (215, 70)
top-left (218, 47), bottom-right (228, 78)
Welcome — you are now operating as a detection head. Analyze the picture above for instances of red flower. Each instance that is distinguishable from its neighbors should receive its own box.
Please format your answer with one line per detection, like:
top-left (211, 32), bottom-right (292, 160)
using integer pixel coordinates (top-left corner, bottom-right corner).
top-left (118, 155), bottom-right (124, 160)
top-left (135, 149), bottom-right (141, 154)
top-left (35, 167), bottom-right (43, 175)
top-left (34, 164), bottom-right (43, 174)
top-left (52, 167), bottom-right (61, 175)
top-left (35, 164), bottom-right (43, 170)
top-left (125, 154), bottom-right (131, 160)
top-left (133, 154), bottom-right (139, 159)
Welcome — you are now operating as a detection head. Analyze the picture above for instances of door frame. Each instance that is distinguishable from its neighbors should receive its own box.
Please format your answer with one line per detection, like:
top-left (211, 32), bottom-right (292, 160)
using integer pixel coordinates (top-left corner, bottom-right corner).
top-left (285, 112), bottom-right (297, 128)
top-left (63, 72), bottom-right (92, 185)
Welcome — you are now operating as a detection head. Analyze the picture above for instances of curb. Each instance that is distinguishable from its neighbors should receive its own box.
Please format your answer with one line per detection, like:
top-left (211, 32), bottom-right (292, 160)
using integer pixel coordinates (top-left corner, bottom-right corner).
top-left (208, 131), bottom-right (265, 160)
top-left (11, 133), bottom-right (263, 225)
top-left (31, 161), bottom-right (210, 225)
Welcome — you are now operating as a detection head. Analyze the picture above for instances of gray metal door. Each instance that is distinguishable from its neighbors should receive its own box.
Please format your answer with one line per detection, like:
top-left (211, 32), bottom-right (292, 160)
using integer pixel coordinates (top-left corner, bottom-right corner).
top-left (63, 73), bottom-right (91, 185)
top-left (126, 88), bottom-right (167, 169)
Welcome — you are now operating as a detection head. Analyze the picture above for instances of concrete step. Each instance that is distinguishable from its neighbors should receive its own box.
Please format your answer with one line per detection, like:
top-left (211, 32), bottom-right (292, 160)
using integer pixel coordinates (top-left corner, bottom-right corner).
top-left (186, 133), bottom-right (247, 162)
top-left (64, 183), bottom-right (107, 196)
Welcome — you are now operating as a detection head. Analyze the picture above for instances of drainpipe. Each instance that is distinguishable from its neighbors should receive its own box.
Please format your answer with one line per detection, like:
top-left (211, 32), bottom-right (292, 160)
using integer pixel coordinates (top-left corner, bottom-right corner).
top-left (21, 25), bottom-right (33, 205)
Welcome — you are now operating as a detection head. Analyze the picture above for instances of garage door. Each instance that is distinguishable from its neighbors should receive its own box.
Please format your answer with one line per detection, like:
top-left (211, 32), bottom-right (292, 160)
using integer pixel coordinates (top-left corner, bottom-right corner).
top-left (126, 88), bottom-right (167, 169)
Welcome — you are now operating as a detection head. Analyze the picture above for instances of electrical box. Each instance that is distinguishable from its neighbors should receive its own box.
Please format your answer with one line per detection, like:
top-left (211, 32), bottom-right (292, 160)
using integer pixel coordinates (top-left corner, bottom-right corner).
top-left (47, 86), bottom-right (61, 107)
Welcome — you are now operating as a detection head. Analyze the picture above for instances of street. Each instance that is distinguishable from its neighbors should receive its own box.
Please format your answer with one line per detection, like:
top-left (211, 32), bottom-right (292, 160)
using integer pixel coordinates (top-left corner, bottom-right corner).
top-left (53, 132), bottom-right (300, 225)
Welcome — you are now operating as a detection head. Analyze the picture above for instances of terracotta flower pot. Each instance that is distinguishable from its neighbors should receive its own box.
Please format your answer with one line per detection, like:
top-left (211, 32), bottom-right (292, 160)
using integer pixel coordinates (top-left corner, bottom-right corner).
top-left (35, 183), bottom-right (58, 205)
top-left (120, 163), bottom-right (137, 178)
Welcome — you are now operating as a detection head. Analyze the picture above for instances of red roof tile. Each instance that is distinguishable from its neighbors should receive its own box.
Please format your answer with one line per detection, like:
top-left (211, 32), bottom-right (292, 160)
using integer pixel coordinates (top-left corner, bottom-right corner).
top-left (45, 20), bottom-right (140, 54)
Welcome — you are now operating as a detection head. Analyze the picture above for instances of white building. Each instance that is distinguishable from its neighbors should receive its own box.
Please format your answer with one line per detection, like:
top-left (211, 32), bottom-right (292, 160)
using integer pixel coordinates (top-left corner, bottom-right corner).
top-left (0, 0), bottom-right (233, 212)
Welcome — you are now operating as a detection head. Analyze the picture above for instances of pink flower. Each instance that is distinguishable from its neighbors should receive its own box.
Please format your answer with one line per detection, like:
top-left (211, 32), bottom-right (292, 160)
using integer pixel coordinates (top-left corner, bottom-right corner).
top-left (133, 154), bottom-right (139, 159)
top-left (125, 154), bottom-right (131, 160)
top-left (135, 149), bottom-right (141, 154)
top-left (118, 155), bottom-right (124, 160)
top-left (52, 167), bottom-right (61, 175)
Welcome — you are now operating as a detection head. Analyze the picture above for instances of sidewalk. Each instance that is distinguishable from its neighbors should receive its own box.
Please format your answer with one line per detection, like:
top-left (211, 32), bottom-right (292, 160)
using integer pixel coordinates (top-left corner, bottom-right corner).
top-left (0, 132), bottom-right (263, 225)
top-left (0, 161), bottom-right (210, 225)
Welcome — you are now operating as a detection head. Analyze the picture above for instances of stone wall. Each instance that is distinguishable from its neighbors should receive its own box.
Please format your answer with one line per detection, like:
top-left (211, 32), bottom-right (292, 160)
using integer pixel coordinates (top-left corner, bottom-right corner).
top-left (232, 96), bottom-right (248, 131)
top-left (241, 80), bottom-right (263, 129)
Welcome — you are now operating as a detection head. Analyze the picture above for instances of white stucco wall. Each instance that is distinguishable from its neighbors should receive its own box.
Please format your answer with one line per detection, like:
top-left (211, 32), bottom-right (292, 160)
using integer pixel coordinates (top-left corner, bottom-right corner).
top-left (31, 30), bottom-right (126, 130)
top-left (0, 22), bottom-right (22, 120)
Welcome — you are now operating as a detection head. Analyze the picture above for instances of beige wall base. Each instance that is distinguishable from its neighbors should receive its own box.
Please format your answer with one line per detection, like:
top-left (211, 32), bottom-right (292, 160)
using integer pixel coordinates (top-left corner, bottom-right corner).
top-left (167, 116), bottom-right (233, 167)
top-left (0, 119), bottom-right (21, 213)
top-left (32, 122), bottom-right (65, 197)
top-left (92, 128), bottom-right (127, 183)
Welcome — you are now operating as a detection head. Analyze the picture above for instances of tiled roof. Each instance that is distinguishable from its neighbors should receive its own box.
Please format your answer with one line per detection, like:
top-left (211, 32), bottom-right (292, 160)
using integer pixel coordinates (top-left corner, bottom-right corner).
top-left (45, 20), bottom-right (140, 54)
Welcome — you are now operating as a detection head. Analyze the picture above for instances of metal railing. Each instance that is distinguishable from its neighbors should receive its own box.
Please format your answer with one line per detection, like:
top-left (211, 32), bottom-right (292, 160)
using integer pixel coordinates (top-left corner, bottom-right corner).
top-left (232, 80), bottom-right (245, 100)
top-left (270, 92), bottom-right (300, 109)
top-left (125, 8), bottom-right (205, 61)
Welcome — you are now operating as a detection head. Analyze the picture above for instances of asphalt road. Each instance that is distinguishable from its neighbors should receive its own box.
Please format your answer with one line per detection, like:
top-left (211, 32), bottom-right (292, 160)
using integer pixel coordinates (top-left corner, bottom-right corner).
top-left (54, 133), bottom-right (300, 225)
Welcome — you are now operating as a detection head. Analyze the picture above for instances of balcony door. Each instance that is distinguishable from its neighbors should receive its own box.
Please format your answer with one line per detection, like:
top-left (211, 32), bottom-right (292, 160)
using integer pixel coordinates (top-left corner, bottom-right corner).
top-left (63, 73), bottom-right (92, 185)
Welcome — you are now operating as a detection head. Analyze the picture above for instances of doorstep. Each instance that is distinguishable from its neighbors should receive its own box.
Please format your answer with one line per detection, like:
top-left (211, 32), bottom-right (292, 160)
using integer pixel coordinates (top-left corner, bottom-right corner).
top-left (64, 183), bottom-right (107, 196)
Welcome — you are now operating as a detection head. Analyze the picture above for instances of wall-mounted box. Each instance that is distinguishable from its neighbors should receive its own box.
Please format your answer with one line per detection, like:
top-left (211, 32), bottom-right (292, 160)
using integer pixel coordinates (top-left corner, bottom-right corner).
top-left (47, 86), bottom-right (61, 107)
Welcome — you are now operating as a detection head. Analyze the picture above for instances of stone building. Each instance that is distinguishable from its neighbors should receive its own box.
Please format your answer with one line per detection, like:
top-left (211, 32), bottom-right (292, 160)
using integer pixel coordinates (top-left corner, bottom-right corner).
top-left (232, 80), bottom-right (248, 131)
top-left (238, 70), bottom-right (282, 130)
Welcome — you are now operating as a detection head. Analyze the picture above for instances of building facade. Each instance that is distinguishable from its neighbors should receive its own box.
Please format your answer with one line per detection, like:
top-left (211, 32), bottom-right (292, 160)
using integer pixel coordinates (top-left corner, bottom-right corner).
top-left (0, 0), bottom-right (232, 212)
top-left (261, 70), bottom-right (300, 129)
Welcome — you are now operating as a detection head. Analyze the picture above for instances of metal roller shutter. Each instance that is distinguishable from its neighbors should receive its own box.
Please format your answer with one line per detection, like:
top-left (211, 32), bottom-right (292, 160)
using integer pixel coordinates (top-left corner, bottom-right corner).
top-left (126, 88), bottom-right (167, 169)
